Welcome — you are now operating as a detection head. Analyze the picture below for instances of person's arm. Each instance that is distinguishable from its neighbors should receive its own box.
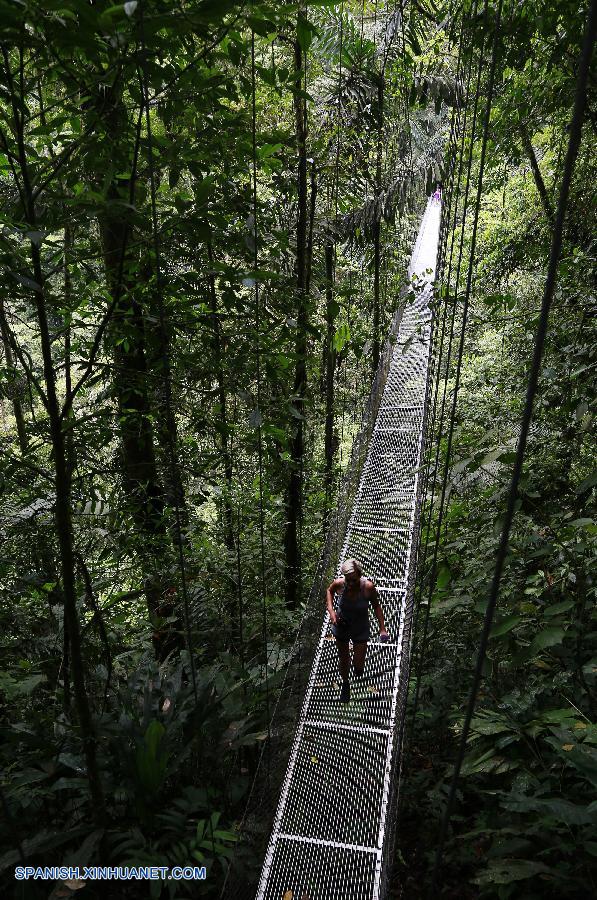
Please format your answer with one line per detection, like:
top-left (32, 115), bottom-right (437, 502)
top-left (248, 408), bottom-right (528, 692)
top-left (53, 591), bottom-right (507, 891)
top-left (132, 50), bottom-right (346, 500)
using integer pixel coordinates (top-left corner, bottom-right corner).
top-left (367, 580), bottom-right (389, 639)
top-left (326, 578), bottom-right (342, 624)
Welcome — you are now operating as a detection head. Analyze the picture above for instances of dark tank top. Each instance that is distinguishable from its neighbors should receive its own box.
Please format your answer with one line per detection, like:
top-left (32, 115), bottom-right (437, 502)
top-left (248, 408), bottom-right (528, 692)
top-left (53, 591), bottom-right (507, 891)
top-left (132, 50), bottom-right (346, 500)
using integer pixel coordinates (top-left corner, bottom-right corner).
top-left (336, 576), bottom-right (371, 624)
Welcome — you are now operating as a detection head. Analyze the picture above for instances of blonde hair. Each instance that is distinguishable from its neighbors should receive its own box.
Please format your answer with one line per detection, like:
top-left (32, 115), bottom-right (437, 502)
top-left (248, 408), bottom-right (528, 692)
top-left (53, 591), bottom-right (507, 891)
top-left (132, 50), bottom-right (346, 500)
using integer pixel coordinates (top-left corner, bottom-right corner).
top-left (341, 558), bottom-right (362, 577)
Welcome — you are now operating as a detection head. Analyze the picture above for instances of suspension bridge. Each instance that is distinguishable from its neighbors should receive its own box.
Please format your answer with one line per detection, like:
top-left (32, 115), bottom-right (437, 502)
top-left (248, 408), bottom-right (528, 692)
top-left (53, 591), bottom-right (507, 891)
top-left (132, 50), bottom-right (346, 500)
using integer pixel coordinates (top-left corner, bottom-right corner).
top-left (253, 198), bottom-right (441, 899)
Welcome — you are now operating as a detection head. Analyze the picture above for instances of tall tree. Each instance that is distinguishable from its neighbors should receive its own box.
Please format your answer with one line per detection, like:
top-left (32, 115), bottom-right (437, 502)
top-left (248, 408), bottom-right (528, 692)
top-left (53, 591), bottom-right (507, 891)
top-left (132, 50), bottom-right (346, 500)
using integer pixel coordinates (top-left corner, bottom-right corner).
top-left (284, 9), bottom-right (310, 608)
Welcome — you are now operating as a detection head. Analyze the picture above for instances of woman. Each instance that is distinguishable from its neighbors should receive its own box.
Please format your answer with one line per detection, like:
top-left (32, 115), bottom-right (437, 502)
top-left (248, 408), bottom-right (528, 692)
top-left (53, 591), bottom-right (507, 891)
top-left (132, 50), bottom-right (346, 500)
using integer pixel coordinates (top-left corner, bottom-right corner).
top-left (326, 558), bottom-right (389, 703)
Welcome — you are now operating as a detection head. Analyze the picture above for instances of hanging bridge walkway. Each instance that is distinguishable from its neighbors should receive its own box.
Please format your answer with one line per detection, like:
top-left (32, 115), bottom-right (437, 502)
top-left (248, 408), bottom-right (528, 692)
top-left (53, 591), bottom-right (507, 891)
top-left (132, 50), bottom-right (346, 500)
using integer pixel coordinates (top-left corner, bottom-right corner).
top-left (255, 199), bottom-right (441, 899)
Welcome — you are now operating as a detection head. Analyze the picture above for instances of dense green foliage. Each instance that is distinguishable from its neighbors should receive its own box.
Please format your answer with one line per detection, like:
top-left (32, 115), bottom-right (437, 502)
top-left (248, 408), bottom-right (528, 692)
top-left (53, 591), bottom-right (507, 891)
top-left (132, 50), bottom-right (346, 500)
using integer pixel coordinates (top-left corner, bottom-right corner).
top-left (0, 1), bottom-right (439, 896)
top-left (400, 2), bottom-right (596, 896)
top-left (0, 0), bottom-right (594, 898)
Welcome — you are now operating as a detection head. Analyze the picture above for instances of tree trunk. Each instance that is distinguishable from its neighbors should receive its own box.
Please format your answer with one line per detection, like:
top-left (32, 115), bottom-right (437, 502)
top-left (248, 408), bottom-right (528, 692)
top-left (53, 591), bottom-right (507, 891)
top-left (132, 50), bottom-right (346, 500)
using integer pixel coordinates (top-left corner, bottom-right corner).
top-left (207, 241), bottom-right (235, 552)
top-left (372, 78), bottom-right (384, 374)
top-left (305, 161), bottom-right (317, 295)
top-left (99, 191), bottom-right (179, 658)
top-left (519, 121), bottom-right (554, 224)
top-left (323, 242), bottom-right (337, 530)
top-left (0, 299), bottom-right (27, 452)
top-left (6, 54), bottom-right (104, 811)
top-left (284, 24), bottom-right (309, 608)
top-left (142, 254), bottom-right (189, 541)
top-left (91, 83), bottom-right (178, 656)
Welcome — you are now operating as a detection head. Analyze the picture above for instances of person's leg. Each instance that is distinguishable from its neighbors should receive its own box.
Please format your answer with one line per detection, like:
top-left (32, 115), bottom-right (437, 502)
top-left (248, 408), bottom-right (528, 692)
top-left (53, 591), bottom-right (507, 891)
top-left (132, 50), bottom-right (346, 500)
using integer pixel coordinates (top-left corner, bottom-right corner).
top-left (336, 639), bottom-right (351, 702)
top-left (336, 639), bottom-right (350, 680)
top-left (352, 640), bottom-right (368, 677)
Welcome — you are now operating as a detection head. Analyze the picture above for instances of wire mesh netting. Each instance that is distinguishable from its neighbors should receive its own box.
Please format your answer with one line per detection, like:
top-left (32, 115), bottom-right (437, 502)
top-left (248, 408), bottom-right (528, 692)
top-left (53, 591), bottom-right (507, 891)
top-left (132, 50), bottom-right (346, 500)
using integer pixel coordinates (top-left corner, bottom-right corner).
top-left (222, 200), bottom-right (440, 900)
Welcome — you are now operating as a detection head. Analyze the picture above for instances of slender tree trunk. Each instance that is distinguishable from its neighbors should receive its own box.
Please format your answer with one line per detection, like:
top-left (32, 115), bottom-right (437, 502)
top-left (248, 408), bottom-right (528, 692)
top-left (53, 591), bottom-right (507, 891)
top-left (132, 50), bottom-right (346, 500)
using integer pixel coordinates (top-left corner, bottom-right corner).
top-left (6, 50), bottom-right (104, 812)
top-left (142, 255), bottom-right (189, 539)
top-left (323, 242), bottom-right (337, 530)
top-left (305, 161), bottom-right (317, 295)
top-left (63, 223), bottom-right (75, 475)
top-left (372, 78), bottom-right (384, 374)
top-left (519, 121), bottom-right (554, 224)
top-left (207, 241), bottom-right (235, 552)
top-left (62, 223), bottom-right (74, 710)
top-left (0, 299), bottom-right (27, 452)
top-left (284, 23), bottom-right (309, 608)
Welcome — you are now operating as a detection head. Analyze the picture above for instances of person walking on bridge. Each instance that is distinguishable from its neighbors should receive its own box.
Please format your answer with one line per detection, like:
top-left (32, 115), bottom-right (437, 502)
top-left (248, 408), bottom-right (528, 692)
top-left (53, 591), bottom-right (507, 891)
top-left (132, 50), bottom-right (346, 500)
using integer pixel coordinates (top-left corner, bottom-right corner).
top-left (326, 558), bottom-right (389, 703)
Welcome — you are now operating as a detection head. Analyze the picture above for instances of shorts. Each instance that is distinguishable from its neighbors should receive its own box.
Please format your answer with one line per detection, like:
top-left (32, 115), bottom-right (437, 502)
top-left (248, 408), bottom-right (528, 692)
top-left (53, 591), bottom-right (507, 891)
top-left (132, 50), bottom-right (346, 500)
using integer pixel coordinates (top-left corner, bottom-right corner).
top-left (331, 615), bottom-right (370, 644)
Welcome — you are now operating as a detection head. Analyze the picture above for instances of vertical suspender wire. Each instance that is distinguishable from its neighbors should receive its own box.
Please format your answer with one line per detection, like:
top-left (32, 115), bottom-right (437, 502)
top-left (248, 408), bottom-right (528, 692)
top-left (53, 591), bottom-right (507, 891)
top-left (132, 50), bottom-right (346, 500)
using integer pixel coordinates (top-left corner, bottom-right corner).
top-left (431, 0), bottom-right (597, 888)
top-left (138, 11), bottom-right (197, 702)
top-left (410, 2), bottom-right (472, 602)
top-left (427, 0), bottom-right (502, 640)
top-left (414, 4), bottom-right (469, 554)
top-left (250, 29), bottom-right (271, 787)
top-left (399, 0), bottom-right (414, 181)
top-left (408, 4), bottom-right (481, 729)
top-left (411, 0), bottom-right (490, 731)
top-left (329, 1), bottom-right (344, 551)
top-left (410, 0), bottom-right (489, 700)
top-left (426, 6), bottom-right (470, 428)
top-left (406, 13), bottom-right (467, 690)
top-left (423, 0), bottom-right (474, 482)
top-left (435, 2), bottom-right (471, 288)
top-left (399, 0), bottom-right (462, 681)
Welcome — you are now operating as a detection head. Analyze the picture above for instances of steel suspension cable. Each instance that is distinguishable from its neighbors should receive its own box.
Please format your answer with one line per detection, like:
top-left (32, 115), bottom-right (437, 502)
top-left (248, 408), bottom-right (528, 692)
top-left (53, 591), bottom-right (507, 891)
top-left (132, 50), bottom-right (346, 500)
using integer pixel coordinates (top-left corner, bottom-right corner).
top-left (409, 3), bottom-right (482, 727)
top-left (401, 16), bottom-right (469, 694)
top-left (413, 1), bottom-right (494, 712)
top-left (431, 0), bottom-right (597, 887)
top-left (413, 0), bottom-right (487, 578)
top-left (414, 3), bottom-right (470, 553)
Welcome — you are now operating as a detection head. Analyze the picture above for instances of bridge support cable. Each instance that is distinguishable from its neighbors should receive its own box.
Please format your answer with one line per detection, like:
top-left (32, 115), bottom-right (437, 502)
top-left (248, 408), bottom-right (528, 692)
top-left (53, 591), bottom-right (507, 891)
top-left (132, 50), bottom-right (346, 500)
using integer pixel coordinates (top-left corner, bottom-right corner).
top-left (255, 199), bottom-right (441, 899)
top-left (407, 4), bottom-right (477, 736)
top-left (408, 0), bottom-right (490, 735)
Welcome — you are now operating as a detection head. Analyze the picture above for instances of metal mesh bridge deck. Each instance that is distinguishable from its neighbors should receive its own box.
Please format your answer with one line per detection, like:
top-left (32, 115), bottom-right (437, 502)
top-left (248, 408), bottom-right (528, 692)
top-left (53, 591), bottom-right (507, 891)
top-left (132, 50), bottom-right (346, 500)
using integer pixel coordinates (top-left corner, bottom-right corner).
top-left (256, 200), bottom-right (441, 899)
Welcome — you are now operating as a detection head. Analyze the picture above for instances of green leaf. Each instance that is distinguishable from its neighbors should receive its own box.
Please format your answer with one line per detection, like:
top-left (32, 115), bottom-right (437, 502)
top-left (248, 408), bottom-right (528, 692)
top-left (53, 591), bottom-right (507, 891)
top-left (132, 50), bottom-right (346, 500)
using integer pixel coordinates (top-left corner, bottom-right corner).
top-left (548, 741), bottom-right (597, 790)
top-left (472, 859), bottom-right (556, 885)
top-left (297, 15), bottom-right (316, 52)
top-left (532, 797), bottom-right (595, 826)
top-left (529, 626), bottom-right (565, 654)
top-left (576, 469), bottom-right (597, 493)
top-left (332, 323), bottom-right (350, 352)
top-left (0, 827), bottom-right (91, 874)
top-left (135, 720), bottom-right (168, 796)
top-left (436, 566), bottom-right (451, 591)
top-left (543, 600), bottom-right (574, 617)
top-left (327, 300), bottom-right (340, 320)
top-left (257, 142), bottom-right (282, 159)
top-left (0, 671), bottom-right (46, 699)
top-left (490, 615), bottom-right (521, 639)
